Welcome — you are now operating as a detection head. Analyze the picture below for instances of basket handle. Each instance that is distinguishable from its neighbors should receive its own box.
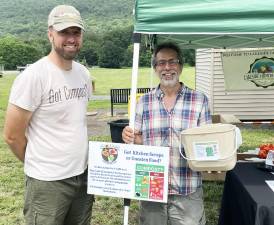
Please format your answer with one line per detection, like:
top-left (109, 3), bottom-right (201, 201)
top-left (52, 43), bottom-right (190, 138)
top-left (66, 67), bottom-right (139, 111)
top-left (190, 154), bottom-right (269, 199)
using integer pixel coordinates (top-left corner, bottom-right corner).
top-left (179, 134), bottom-right (193, 161)
top-left (179, 127), bottom-right (241, 162)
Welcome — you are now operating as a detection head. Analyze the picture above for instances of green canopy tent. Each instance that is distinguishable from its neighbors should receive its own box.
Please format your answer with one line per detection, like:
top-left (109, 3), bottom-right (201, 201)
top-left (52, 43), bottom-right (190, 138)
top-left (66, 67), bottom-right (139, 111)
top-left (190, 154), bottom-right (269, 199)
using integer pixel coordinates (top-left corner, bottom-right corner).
top-left (128, 0), bottom-right (274, 127)
top-left (134, 0), bottom-right (274, 49)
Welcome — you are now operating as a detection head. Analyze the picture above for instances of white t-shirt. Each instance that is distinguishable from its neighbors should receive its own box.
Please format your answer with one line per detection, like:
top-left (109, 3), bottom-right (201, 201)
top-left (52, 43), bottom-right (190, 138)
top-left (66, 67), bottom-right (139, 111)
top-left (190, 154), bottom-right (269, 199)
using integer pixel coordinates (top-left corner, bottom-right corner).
top-left (9, 57), bottom-right (92, 181)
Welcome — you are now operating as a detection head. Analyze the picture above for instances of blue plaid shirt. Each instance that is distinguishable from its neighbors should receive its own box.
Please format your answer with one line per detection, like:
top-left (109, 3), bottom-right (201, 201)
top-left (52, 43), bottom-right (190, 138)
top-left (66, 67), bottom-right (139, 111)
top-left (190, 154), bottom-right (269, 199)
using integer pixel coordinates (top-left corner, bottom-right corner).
top-left (135, 84), bottom-right (212, 195)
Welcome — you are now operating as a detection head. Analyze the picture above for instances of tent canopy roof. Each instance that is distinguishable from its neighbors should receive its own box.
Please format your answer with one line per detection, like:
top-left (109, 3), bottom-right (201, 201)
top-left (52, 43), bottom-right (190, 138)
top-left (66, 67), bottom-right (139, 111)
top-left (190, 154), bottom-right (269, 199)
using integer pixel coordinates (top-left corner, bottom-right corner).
top-left (134, 0), bottom-right (274, 48)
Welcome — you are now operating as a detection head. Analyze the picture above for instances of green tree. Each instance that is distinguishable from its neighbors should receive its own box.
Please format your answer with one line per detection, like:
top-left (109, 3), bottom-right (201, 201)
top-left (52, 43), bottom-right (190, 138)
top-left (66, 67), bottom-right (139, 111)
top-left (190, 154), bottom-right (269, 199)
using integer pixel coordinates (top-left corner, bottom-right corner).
top-left (0, 56), bottom-right (4, 75)
top-left (0, 56), bottom-right (4, 64)
top-left (98, 26), bottom-right (132, 68)
top-left (183, 49), bottom-right (195, 66)
top-left (123, 44), bottom-right (133, 67)
top-left (0, 35), bottom-right (42, 70)
top-left (139, 48), bottom-right (152, 67)
top-left (98, 40), bottom-right (124, 68)
top-left (25, 37), bottom-right (51, 56)
top-left (78, 32), bottom-right (100, 66)
top-left (123, 44), bottom-right (152, 67)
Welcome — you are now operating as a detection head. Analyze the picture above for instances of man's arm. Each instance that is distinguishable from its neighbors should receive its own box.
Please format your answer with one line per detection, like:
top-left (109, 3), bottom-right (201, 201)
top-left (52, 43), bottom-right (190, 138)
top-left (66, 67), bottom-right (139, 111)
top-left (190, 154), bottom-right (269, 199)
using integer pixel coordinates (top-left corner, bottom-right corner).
top-left (3, 104), bottom-right (32, 162)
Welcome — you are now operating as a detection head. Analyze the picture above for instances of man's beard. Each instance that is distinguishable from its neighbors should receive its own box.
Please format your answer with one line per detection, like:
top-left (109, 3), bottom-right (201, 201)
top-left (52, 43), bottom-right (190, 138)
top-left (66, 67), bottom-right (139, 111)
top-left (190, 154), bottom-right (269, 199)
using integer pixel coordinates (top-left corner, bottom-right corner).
top-left (52, 41), bottom-right (80, 60)
top-left (160, 72), bottom-right (179, 87)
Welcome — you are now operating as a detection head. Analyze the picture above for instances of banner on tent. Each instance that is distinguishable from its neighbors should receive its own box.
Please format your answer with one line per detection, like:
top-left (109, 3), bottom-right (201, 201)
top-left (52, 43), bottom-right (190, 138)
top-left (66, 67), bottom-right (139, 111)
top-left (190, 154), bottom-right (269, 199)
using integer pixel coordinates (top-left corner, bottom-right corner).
top-left (221, 49), bottom-right (274, 91)
top-left (88, 141), bottom-right (169, 203)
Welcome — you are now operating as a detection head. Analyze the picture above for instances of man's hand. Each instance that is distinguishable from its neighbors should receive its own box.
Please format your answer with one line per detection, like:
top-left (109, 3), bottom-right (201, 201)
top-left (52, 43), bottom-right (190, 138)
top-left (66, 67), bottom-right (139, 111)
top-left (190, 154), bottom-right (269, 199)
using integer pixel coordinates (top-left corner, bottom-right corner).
top-left (122, 126), bottom-right (134, 144)
top-left (122, 126), bottom-right (143, 145)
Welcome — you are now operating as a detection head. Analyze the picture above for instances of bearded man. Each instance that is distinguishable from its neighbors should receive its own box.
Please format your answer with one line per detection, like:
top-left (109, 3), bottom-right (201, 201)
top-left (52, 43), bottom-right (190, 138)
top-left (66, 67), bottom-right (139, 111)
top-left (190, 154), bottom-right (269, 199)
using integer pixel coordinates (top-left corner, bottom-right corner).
top-left (4, 5), bottom-right (94, 225)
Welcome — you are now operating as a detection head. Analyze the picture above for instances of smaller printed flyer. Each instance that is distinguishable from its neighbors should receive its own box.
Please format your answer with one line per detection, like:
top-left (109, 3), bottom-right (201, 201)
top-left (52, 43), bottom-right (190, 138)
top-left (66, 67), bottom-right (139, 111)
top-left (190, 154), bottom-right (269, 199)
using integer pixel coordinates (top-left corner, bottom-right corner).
top-left (88, 141), bottom-right (169, 203)
top-left (193, 141), bottom-right (220, 161)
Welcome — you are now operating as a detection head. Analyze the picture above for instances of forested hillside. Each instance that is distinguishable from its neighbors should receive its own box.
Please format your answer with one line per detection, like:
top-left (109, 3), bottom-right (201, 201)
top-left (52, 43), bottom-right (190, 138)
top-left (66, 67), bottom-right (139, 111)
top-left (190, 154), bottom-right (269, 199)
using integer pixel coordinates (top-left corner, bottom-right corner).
top-left (0, 0), bottom-right (195, 70)
top-left (0, 0), bottom-right (134, 38)
top-left (0, 0), bottom-right (139, 69)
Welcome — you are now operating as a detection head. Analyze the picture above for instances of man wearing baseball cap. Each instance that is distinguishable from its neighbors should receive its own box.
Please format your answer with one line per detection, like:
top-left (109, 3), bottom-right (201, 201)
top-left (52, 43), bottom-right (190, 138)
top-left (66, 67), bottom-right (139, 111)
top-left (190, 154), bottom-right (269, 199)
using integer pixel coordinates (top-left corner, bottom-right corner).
top-left (4, 5), bottom-right (94, 225)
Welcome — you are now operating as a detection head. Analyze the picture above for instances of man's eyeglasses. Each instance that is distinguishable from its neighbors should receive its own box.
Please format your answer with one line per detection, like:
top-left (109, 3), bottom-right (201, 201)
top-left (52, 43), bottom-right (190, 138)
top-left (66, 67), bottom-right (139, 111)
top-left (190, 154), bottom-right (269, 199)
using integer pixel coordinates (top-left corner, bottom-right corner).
top-left (155, 59), bottom-right (180, 68)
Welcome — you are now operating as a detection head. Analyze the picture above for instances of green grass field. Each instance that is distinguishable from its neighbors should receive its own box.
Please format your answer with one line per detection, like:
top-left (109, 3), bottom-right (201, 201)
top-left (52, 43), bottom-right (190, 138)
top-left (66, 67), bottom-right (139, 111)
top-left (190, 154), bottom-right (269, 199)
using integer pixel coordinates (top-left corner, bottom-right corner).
top-left (0, 68), bottom-right (273, 225)
top-left (90, 66), bottom-right (196, 95)
top-left (88, 66), bottom-right (195, 111)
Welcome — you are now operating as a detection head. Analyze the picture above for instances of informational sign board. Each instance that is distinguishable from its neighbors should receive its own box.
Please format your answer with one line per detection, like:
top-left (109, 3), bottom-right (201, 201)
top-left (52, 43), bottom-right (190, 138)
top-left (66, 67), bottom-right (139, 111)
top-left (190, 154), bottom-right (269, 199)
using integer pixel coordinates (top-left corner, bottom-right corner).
top-left (88, 141), bottom-right (170, 203)
top-left (221, 48), bottom-right (274, 90)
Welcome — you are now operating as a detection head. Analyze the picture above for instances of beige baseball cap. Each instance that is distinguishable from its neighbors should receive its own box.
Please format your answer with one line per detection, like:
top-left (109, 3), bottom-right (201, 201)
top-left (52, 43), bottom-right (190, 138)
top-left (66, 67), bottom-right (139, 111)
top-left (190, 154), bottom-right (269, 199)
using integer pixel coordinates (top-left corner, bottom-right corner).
top-left (48, 5), bottom-right (85, 31)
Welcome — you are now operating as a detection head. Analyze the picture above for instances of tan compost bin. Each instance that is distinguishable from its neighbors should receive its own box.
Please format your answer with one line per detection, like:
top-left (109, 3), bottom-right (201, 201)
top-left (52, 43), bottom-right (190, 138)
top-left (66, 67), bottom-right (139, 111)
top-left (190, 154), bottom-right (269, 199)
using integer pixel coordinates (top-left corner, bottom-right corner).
top-left (180, 123), bottom-right (237, 172)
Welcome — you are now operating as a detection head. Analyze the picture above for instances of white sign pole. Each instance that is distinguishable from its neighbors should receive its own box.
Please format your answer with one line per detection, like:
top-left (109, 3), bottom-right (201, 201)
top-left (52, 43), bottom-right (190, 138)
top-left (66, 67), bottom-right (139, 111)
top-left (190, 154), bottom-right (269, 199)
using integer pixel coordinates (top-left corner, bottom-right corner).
top-left (123, 206), bottom-right (129, 225)
top-left (126, 34), bottom-right (141, 225)
top-left (129, 42), bottom-right (140, 131)
top-left (123, 199), bottom-right (130, 225)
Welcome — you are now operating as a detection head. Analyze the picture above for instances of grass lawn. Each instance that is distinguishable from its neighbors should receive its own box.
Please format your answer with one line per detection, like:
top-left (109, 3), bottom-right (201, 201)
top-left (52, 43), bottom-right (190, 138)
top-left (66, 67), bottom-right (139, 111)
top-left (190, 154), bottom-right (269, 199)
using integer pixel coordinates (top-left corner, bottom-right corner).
top-left (90, 66), bottom-right (196, 96)
top-left (88, 66), bottom-right (195, 111)
top-left (0, 69), bottom-right (273, 225)
top-left (0, 74), bottom-right (25, 225)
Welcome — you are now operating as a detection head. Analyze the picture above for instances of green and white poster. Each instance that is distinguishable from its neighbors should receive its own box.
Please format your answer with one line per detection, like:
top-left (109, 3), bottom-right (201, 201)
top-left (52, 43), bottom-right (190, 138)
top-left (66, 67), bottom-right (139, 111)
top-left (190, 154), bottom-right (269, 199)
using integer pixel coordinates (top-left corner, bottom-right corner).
top-left (221, 48), bottom-right (274, 90)
top-left (88, 141), bottom-right (169, 203)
